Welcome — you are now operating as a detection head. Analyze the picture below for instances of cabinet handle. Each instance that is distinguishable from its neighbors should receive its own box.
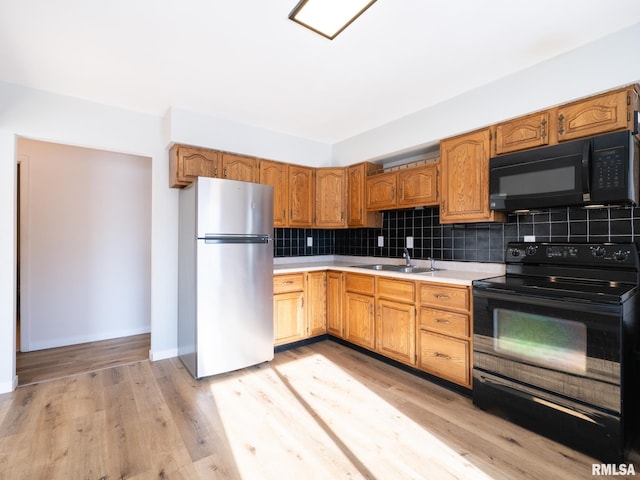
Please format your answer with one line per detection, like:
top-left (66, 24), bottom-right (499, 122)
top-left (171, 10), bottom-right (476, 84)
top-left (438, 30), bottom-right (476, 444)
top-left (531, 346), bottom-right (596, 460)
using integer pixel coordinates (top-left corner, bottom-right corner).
top-left (283, 209), bottom-right (286, 219)
top-left (224, 167), bottom-right (228, 178)
top-left (391, 186), bottom-right (395, 200)
top-left (281, 281), bottom-right (294, 285)
top-left (434, 318), bottom-right (450, 325)
top-left (214, 166), bottom-right (218, 177)
top-left (434, 352), bottom-right (451, 360)
top-left (433, 294), bottom-right (451, 300)
top-left (558, 114), bottom-right (565, 135)
top-left (540, 118), bottom-right (547, 140)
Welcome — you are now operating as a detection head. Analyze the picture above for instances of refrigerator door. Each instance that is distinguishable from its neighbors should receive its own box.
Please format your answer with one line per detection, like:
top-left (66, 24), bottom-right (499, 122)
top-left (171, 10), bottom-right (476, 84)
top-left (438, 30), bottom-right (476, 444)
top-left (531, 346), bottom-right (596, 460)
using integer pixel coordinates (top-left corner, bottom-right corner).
top-left (196, 237), bottom-right (273, 377)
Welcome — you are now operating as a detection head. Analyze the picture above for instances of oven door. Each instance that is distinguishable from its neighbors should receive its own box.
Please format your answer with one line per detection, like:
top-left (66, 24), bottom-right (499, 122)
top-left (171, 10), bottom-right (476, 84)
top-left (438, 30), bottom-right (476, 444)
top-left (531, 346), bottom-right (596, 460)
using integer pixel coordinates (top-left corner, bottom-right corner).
top-left (473, 288), bottom-right (622, 413)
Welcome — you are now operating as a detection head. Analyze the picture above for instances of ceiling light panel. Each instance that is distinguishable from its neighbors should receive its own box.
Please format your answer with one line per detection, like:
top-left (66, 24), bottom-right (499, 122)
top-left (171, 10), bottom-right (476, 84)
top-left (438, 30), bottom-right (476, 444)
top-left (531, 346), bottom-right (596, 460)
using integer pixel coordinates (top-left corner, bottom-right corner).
top-left (289, 0), bottom-right (377, 39)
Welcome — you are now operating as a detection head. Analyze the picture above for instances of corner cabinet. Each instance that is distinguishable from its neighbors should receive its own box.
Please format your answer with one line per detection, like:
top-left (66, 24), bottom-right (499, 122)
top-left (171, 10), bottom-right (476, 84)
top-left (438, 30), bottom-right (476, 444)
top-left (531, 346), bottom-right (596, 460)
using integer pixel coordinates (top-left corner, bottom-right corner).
top-left (439, 129), bottom-right (504, 224)
top-left (315, 168), bottom-right (347, 228)
top-left (326, 271), bottom-right (345, 337)
top-left (289, 165), bottom-right (314, 228)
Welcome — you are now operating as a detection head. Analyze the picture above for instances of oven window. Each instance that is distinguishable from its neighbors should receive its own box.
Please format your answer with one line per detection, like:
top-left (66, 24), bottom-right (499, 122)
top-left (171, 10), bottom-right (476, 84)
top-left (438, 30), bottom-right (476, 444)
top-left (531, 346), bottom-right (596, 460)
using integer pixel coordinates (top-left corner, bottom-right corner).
top-left (493, 308), bottom-right (587, 374)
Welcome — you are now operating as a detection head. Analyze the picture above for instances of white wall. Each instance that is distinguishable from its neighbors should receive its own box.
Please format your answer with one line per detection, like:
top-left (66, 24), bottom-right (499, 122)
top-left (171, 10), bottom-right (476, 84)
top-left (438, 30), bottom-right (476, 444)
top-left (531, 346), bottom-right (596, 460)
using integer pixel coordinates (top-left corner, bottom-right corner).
top-left (167, 108), bottom-right (332, 167)
top-left (19, 139), bottom-right (151, 351)
top-left (332, 23), bottom-right (640, 165)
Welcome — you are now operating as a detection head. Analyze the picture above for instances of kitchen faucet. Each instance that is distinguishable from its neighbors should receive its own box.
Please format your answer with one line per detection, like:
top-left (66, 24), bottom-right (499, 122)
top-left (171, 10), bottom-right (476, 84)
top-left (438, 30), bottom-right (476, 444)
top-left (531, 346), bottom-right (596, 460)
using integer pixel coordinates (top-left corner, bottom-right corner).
top-left (403, 247), bottom-right (412, 267)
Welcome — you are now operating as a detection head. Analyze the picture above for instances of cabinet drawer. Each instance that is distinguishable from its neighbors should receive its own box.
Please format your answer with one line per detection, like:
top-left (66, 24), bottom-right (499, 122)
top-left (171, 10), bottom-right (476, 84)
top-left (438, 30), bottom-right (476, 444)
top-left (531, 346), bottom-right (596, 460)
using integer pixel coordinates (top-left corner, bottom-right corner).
top-left (273, 273), bottom-right (304, 294)
top-left (345, 273), bottom-right (375, 295)
top-left (419, 308), bottom-right (469, 338)
top-left (419, 283), bottom-right (469, 312)
top-left (377, 277), bottom-right (415, 303)
top-left (418, 331), bottom-right (470, 386)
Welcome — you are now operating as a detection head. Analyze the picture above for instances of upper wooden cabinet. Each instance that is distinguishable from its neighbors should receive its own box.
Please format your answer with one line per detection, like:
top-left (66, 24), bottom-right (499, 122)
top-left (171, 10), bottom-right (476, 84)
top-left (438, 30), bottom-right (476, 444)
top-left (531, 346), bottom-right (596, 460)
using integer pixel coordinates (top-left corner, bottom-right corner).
top-left (315, 168), bottom-right (347, 228)
top-left (440, 128), bottom-right (504, 224)
top-left (493, 84), bottom-right (640, 155)
top-left (494, 112), bottom-right (551, 155)
top-left (366, 171), bottom-right (397, 211)
top-left (259, 160), bottom-right (289, 227)
top-left (288, 165), bottom-right (314, 227)
top-left (347, 163), bottom-right (382, 228)
top-left (366, 162), bottom-right (439, 211)
top-left (221, 153), bottom-right (258, 183)
top-left (397, 162), bottom-right (439, 207)
top-left (556, 85), bottom-right (639, 142)
top-left (169, 145), bottom-right (219, 188)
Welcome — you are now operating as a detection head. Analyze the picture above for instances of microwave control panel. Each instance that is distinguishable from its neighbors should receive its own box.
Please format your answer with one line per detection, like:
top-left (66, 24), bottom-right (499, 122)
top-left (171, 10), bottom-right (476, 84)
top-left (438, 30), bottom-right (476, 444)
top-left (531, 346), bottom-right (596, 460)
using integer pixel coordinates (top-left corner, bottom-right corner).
top-left (593, 146), bottom-right (626, 190)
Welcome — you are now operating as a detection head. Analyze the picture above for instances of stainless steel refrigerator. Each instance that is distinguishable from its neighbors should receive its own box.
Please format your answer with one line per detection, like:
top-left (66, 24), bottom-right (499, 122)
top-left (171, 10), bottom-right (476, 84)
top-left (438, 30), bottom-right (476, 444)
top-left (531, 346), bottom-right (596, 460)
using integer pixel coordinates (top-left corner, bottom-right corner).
top-left (178, 177), bottom-right (274, 379)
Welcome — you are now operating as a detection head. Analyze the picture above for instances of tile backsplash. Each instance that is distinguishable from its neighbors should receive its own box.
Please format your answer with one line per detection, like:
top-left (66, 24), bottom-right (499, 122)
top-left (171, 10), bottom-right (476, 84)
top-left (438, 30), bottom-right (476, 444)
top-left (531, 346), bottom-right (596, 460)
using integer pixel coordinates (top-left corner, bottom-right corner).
top-left (274, 205), bottom-right (640, 263)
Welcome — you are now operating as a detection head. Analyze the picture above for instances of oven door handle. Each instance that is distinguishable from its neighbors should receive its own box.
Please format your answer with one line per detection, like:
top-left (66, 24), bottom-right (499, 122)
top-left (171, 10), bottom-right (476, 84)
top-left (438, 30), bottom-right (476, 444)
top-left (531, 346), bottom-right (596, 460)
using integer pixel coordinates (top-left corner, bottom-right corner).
top-left (472, 287), bottom-right (619, 313)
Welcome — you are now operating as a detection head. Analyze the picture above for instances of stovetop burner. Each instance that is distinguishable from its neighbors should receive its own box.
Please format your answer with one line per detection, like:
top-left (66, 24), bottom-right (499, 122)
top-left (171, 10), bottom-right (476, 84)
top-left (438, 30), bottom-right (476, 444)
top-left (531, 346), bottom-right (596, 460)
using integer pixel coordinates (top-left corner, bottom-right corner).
top-left (474, 242), bottom-right (640, 304)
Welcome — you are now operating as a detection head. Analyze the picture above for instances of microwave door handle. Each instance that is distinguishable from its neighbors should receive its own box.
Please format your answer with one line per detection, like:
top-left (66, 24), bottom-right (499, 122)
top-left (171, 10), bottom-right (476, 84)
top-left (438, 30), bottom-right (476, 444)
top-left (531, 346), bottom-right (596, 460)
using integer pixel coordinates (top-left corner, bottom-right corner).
top-left (581, 140), bottom-right (591, 202)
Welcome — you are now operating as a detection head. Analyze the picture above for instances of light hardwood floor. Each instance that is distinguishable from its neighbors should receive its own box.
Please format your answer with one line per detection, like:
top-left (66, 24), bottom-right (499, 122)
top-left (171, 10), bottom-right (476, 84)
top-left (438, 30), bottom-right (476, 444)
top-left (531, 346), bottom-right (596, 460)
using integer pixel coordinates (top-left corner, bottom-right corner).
top-left (16, 333), bottom-right (150, 385)
top-left (0, 340), bottom-right (635, 479)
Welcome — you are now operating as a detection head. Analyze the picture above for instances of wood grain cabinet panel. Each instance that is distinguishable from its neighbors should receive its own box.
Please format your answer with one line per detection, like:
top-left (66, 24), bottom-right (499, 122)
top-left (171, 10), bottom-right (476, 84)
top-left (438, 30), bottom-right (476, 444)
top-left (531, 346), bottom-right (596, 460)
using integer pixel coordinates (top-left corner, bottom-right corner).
top-left (274, 290), bottom-right (305, 346)
top-left (440, 128), bottom-right (504, 224)
top-left (259, 159), bottom-right (288, 227)
top-left (347, 163), bottom-right (382, 228)
top-left (326, 271), bottom-right (344, 337)
top-left (418, 331), bottom-right (470, 386)
top-left (397, 163), bottom-right (439, 207)
top-left (169, 145), bottom-right (219, 187)
top-left (366, 172), bottom-right (397, 211)
top-left (289, 165), bottom-right (314, 227)
top-left (221, 153), bottom-right (258, 183)
top-left (557, 86), bottom-right (639, 142)
top-left (376, 298), bottom-right (416, 366)
top-left (306, 271), bottom-right (327, 337)
top-left (494, 112), bottom-right (551, 155)
top-left (315, 168), bottom-right (347, 228)
top-left (345, 291), bottom-right (376, 350)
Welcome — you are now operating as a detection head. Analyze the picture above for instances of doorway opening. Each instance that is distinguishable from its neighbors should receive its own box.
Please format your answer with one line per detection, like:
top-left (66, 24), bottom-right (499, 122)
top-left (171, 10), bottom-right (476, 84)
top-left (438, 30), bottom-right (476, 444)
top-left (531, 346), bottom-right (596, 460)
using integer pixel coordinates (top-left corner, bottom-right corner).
top-left (15, 139), bottom-right (152, 385)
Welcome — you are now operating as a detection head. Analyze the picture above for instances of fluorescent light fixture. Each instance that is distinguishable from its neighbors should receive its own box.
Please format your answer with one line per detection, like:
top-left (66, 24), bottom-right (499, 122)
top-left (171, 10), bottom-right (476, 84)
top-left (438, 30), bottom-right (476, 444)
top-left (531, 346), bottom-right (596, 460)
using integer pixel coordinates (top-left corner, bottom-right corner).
top-left (289, 0), bottom-right (377, 40)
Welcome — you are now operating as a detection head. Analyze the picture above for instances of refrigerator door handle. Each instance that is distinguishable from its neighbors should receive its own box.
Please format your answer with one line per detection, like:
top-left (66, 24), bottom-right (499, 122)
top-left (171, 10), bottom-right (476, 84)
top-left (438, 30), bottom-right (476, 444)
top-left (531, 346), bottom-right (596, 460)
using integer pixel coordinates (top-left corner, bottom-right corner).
top-left (202, 234), bottom-right (271, 244)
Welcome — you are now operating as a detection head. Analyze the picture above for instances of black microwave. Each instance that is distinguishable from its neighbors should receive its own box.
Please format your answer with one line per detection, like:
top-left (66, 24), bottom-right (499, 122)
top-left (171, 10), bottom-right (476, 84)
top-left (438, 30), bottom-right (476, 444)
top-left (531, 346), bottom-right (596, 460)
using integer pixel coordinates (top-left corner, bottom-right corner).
top-left (489, 130), bottom-right (639, 212)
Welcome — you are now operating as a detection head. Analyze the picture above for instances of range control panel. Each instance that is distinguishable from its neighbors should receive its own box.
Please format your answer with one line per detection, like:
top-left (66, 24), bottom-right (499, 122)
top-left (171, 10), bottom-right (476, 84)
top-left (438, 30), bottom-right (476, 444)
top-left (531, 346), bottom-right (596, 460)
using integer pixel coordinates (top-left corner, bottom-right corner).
top-left (506, 242), bottom-right (638, 266)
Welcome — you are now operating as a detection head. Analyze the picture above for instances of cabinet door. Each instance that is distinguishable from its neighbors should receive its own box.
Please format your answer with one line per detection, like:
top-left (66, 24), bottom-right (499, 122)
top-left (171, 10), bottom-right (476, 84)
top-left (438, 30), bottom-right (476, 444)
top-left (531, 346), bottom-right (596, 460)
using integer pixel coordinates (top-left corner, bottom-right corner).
top-left (289, 165), bottom-right (314, 227)
top-left (418, 330), bottom-right (470, 387)
top-left (221, 153), bottom-right (258, 183)
top-left (326, 271), bottom-right (344, 337)
top-left (344, 292), bottom-right (375, 350)
top-left (377, 299), bottom-right (416, 365)
top-left (347, 163), bottom-right (382, 228)
top-left (440, 129), bottom-right (504, 224)
top-left (260, 160), bottom-right (288, 227)
top-left (306, 272), bottom-right (327, 337)
top-left (557, 87), bottom-right (636, 142)
top-left (274, 291), bottom-right (305, 346)
top-left (397, 163), bottom-right (439, 207)
top-left (169, 145), bottom-right (219, 188)
top-left (366, 172), bottom-right (397, 211)
top-left (315, 168), bottom-right (346, 228)
top-left (494, 112), bottom-right (550, 155)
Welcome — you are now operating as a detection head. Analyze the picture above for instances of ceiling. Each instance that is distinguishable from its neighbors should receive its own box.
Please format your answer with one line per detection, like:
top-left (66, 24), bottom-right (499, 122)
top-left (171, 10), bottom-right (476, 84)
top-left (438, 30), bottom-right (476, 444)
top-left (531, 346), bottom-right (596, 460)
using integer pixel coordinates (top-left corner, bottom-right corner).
top-left (1, 1), bottom-right (639, 144)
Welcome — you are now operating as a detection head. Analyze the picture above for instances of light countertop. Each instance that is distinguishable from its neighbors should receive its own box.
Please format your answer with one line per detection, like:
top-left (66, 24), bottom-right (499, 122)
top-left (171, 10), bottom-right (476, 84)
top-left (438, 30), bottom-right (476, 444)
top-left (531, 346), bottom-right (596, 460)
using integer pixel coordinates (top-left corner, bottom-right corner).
top-left (273, 255), bottom-right (505, 286)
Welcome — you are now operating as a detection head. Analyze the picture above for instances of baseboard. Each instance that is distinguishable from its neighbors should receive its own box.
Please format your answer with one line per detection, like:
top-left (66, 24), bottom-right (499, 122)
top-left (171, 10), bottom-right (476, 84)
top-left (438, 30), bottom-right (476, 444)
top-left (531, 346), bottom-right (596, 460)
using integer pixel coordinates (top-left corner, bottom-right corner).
top-left (149, 347), bottom-right (178, 361)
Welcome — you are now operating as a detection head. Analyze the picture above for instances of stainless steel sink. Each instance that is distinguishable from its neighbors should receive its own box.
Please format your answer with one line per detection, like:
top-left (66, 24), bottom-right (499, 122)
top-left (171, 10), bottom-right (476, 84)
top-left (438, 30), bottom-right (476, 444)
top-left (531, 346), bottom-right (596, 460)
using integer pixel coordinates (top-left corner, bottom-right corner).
top-left (350, 264), bottom-right (442, 274)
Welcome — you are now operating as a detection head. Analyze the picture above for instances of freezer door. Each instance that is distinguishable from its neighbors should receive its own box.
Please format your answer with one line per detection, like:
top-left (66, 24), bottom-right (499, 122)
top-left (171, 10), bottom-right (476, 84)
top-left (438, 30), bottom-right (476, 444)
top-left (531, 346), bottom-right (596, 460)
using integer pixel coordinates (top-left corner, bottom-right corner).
top-left (196, 177), bottom-right (273, 236)
top-left (195, 239), bottom-right (274, 377)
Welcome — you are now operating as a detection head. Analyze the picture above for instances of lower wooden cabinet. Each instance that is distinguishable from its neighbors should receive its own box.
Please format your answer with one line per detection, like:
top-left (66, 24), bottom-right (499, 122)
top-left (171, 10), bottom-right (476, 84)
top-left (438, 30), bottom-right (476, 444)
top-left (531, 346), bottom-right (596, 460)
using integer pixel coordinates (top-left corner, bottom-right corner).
top-left (417, 282), bottom-right (472, 388)
top-left (345, 291), bottom-right (376, 350)
top-left (326, 271), bottom-right (344, 337)
top-left (377, 298), bottom-right (415, 365)
top-left (273, 271), bottom-right (327, 346)
top-left (418, 330), bottom-right (470, 386)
